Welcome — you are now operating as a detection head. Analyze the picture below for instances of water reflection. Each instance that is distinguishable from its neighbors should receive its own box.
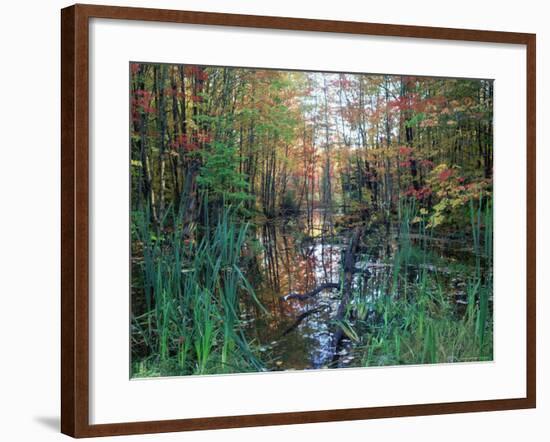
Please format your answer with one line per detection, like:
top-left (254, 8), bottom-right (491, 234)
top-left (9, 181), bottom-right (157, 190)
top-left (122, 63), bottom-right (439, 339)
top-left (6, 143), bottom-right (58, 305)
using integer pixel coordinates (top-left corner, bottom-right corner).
top-left (241, 209), bottom-right (480, 371)
top-left (240, 210), bottom-right (345, 369)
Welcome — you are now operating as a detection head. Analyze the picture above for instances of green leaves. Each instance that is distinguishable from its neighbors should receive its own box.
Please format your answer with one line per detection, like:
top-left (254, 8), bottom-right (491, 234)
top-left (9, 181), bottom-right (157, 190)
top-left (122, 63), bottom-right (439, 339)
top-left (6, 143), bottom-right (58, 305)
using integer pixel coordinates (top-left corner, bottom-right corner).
top-left (197, 141), bottom-right (252, 205)
top-left (405, 112), bottom-right (425, 128)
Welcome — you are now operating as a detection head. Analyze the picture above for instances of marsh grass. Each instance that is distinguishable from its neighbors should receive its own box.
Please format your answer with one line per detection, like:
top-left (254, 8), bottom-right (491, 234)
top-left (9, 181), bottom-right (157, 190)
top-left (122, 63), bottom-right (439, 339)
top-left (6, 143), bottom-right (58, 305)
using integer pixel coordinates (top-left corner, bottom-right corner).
top-left (131, 193), bottom-right (493, 376)
top-left (131, 202), bottom-right (266, 377)
top-left (355, 197), bottom-right (493, 367)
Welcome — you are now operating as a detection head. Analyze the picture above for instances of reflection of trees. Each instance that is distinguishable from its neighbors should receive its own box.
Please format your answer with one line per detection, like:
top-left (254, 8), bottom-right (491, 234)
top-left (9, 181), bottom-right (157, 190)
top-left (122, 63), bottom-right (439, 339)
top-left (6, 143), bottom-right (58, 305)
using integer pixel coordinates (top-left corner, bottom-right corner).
top-left (261, 223), bottom-right (281, 295)
top-left (246, 210), bottom-right (365, 370)
top-left (319, 209), bottom-right (337, 284)
top-left (258, 211), bottom-right (341, 300)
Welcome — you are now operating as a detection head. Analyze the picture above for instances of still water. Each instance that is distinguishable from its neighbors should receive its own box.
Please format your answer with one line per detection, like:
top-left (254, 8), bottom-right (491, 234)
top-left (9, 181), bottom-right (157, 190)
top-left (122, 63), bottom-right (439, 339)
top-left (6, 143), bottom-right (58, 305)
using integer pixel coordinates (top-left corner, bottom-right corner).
top-left (240, 209), bottom-right (477, 371)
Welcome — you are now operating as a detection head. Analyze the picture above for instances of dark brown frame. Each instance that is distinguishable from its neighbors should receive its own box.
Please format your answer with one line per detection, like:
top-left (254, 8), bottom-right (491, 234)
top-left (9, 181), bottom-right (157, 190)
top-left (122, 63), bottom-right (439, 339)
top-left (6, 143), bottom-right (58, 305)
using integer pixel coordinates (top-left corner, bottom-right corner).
top-left (61, 3), bottom-right (536, 438)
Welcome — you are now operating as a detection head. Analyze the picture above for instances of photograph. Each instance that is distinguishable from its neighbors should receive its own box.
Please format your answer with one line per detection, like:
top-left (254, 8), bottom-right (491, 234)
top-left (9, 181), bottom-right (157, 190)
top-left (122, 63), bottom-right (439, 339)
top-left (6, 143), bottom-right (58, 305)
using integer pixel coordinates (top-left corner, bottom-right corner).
top-left (130, 63), bottom-right (494, 378)
top-left (0, 0), bottom-right (542, 439)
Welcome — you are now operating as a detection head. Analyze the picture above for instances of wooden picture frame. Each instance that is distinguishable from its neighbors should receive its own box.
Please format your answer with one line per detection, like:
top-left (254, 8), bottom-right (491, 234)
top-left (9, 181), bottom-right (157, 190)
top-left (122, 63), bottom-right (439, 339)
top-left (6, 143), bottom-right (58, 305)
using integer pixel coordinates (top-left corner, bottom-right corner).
top-left (61, 3), bottom-right (536, 437)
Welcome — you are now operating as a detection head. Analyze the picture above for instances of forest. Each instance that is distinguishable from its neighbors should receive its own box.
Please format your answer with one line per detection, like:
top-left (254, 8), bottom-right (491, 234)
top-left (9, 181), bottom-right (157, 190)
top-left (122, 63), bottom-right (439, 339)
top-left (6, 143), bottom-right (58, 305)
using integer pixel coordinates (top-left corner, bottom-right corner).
top-left (130, 62), bottom-right (493, 377)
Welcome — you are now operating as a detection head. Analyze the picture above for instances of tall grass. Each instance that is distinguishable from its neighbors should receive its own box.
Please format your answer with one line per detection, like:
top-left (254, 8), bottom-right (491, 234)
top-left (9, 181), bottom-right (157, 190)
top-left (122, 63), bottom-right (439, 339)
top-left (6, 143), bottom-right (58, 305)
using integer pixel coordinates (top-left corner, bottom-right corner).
top-left (469, 194), bottom-right (493, 351)
top-left (131, 201), bottom-right (266, 377)
top-left (356, 197), bottom-right (493, 367)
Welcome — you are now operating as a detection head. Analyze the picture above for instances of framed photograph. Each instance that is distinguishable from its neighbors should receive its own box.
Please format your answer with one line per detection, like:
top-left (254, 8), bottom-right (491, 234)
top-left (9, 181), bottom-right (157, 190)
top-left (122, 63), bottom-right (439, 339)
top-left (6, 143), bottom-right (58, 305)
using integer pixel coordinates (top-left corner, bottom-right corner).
top-left (61, 3), bottom-right (536, 437)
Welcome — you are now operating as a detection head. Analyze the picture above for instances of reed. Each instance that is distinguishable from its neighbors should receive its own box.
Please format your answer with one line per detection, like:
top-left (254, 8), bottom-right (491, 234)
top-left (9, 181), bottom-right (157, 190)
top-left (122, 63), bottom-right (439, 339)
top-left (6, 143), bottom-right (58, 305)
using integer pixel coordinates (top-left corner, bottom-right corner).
top-left (131, 200), bottom-right (266, 377)
top-left (469, 194), bottom-right (493, 350)
top-left (358, 197), bottom-right (493, 367)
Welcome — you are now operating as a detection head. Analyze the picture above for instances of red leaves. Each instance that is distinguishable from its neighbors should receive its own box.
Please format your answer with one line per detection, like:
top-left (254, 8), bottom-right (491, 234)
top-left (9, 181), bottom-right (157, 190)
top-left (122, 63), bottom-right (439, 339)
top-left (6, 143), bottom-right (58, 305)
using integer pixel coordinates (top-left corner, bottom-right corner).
top-left (398, 147), bottom-right (415, 169)
top-left (438, 168), bottom-right (453, 183)
top-left (131, 90), bottom-right (155, 115)
top-left (170, 132), bottom-right (210, 152)
top-left (389, 94), bottom-right (421, 112)
top-left (420, 159), bottom-right (435, 169)
top-left (390, 93), bottom-right (448, 116)
top-left (184, 66), bottom-right (209, 81)
top-left (130, 63), bottom-right (140, 75)
top-left (184, 142), bottom-right (199, 152)
top-left (171, 134), bottom-right (198, 152)
top-left (398, 148), bottom-right (434, 172)
top-left (135, 90), bottom-right (151, 98)
top-left (402, 76), bottom-right (418, 88)
top-left (389, 96), bottom-right (411, 111)
top-left (404, 185), bottom-right (432, 201)
top-left (176, 135), bottom-right (197, 152)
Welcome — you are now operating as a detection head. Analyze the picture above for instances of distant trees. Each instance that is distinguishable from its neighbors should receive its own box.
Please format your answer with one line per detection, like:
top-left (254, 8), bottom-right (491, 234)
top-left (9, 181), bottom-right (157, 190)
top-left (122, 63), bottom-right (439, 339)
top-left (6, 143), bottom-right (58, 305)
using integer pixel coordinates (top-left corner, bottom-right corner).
top-left (131, 63), bottom-right (493, 233)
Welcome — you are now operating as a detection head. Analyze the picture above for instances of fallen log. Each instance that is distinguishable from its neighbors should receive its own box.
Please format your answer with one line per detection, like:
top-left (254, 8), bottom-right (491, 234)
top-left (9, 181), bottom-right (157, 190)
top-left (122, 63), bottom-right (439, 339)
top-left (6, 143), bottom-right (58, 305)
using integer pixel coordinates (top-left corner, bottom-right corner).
top-left (331, 227), bottom-right (363, 363)
top-left (280, 282), bottom-right (340, 301)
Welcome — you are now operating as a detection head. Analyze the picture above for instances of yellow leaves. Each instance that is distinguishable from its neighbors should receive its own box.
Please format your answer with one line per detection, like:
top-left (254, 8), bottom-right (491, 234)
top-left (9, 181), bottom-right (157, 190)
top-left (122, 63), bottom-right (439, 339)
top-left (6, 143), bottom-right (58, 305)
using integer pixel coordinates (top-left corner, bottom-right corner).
top-left (450, 198), bottom-right (464, 209)
top-left (433, 200), bottom-right (448, 213)
top-left (429, 213), bottom-right (445, 228)
top-left (427, 200), bottom-right (448, 228)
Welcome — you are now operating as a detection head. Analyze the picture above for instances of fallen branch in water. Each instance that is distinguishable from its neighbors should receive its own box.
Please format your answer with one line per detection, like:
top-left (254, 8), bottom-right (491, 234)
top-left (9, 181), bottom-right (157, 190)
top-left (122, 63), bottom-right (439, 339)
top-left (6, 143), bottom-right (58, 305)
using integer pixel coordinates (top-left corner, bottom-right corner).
top-left (331, 227), bottom-right (362, 363)
top-left (281, 282), bottom-right (341, 301)
top-left (281, 307), bottom-right (323, 336)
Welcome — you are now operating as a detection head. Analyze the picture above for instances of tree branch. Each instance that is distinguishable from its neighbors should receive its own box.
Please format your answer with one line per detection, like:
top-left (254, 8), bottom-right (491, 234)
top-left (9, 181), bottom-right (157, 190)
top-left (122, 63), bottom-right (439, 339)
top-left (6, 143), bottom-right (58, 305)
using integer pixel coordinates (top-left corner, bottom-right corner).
top-left (281, 282), bottom-right (340, 301)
